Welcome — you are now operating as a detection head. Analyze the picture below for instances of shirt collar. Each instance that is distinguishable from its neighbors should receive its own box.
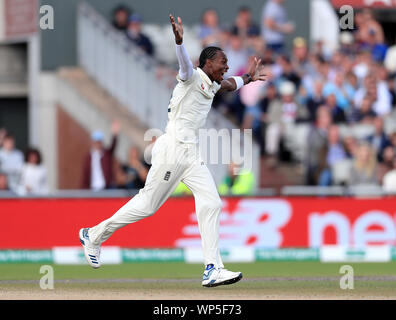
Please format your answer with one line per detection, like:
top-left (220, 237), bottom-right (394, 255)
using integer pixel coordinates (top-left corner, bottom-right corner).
top-left (197, 67), bottom-right (214, 86)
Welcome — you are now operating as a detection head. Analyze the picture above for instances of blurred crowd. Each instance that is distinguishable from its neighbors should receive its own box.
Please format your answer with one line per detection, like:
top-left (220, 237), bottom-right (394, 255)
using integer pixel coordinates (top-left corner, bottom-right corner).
top-left (0, 128), bottom-right (48, 195)
top-left (108, 1), bottom-right (396, 192)
top-left (2, 1), bottom-right (396, 196)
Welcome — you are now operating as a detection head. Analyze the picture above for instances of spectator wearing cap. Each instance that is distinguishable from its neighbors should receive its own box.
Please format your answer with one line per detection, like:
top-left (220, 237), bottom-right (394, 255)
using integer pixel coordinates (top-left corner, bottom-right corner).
top-left (17, 148), bottom-right (49, 196)
top-left (82, 121), bottom-right (120, 190)
top-left (126, 13), bottom-right (154, 56)
top-left (0, 133), bottom-right (24, 191)
top-left (261, 0), bottom-right (294, 54)
top-left (339, 31), bottom-right (357, 56)
top-left (112, 4), bottom-right (132, 32)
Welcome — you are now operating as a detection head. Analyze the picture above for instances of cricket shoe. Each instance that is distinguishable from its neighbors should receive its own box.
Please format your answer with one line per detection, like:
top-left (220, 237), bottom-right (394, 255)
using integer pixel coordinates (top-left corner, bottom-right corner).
top-left (202, 264), bottom-right (242, 287)
top-left (79, 228), bottom-right (101, 268)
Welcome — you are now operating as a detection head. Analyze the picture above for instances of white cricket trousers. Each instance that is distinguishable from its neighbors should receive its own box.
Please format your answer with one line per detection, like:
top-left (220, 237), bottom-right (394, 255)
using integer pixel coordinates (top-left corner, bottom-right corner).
top-left (88, 133), bottom-right (224, 268)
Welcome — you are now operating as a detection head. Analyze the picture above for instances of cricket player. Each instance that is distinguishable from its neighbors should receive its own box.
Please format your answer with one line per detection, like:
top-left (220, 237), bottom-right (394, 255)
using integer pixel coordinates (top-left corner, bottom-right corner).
top-left (79, 14), bottom-right (267, 287)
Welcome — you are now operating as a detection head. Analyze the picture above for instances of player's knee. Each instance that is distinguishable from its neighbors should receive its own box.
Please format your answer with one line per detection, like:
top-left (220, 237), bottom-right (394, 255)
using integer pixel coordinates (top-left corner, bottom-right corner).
top-left (204, 198), bottom-right (222, 213)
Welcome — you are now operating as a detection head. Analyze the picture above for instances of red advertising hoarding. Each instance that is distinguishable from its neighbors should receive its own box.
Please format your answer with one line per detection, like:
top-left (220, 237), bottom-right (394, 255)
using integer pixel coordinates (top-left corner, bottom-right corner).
top-left (0, 197), bottom-right (395, 249)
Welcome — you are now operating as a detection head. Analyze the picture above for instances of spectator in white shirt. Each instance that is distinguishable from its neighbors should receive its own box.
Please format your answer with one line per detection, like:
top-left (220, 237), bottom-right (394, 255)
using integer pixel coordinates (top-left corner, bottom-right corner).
top-left (0, 134), bottom-right (24, 191)
top-left (17, 148), bottom-right (49, 196)
top-left (383, 157), bottom-right (396, 194)
top-left (82, 121), bottom-right (120, 190)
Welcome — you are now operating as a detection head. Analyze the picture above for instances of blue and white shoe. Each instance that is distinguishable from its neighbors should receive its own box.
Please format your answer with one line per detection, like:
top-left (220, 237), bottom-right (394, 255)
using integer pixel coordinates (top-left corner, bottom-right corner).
top-left (202, 264), bottom-right (242, 287)
top-left (79, 228), bottom-right (101, 269)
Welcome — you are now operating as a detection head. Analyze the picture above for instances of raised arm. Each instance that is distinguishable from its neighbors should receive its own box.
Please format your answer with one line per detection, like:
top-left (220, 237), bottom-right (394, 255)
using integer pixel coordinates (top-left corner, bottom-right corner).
top-left (169, 14), bottom-right (193, 81)
top-left (219, 57), bottom-right (267, 93)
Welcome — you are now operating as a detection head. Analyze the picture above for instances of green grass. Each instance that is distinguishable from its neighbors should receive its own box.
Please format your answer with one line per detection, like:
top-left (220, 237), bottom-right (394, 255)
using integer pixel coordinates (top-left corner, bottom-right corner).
top-left (0, 261), bottom-right (395, 280)
top-left (1, 262), bottom-right (395, 299)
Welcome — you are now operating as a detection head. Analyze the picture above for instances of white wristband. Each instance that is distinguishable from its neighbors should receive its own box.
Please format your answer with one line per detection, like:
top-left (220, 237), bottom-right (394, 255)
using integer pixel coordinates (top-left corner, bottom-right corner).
top-left (231, 76), bottom-right (244, 91)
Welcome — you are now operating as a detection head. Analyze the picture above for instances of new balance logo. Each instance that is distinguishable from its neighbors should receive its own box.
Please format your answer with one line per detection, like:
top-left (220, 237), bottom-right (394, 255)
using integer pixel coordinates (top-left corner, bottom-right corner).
top-left (164, 171), bottom-right (171, 181)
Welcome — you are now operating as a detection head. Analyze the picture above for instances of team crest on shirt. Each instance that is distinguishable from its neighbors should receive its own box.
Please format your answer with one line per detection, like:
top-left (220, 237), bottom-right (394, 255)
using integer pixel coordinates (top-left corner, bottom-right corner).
top-left (201, 83), bottom-right (205, 91)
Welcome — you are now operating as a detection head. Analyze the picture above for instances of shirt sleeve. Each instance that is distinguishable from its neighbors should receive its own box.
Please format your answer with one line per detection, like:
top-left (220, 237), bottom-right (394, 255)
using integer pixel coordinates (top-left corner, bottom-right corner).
top-left (176, 43), bottom-right (194, 81)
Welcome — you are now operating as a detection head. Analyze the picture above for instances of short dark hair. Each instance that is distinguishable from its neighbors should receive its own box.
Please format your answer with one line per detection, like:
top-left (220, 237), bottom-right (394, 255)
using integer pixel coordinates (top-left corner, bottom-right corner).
top-left (25, 148), bottom-right (42, 165)
top-left (199, 46), bottom-right (223, 69)
top-left (238, 5), bottom-right (251, 13)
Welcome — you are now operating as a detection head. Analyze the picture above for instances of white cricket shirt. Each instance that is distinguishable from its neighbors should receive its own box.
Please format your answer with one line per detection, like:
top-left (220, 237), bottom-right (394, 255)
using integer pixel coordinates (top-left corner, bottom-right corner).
top-left (165, 67), bottom-right (221, 144)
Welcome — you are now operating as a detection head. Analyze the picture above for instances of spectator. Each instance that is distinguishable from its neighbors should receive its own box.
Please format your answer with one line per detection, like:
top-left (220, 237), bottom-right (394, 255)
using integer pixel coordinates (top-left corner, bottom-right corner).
top-left (198, 8), bottom-right (222, 47)
top-left (218, 162), bottom-right (255, 195)
top-left (277, 55), bottom-right (301, 89)
top-left (318, 125), bottom-right (347, 186)
top-left (377, 146), bottom-right (395, 184)
top-left (240, 68), bottom-right (267, 154)
top-left (322, 71), bottom-right (352, 111)
top-left (343, 135), bottom-right (358, 159)
top-left (324, 93), bottom-right (346, 124)
top-left (126, 13), bottom-right (154, 56)
top-left (112, 4), bottom-right (132, 32)
top-left (82, 121), bottom-right (120, 190)
top-left (119, 146), bottom-right (149, 190)
top-left (339, 31), bottom-right (357, 56)
top-left (232, 6), bottom-right (260, 39)
top-left (224, 29), bottom-right (249, 77)
top-left (0, 172), bottom-right (8, 191)
top-left (17, 148), bottom-right (48, 196)
top-left (0, 133), bottom-right (24, 191)
top-left (257, 82), bottom-right (278, 154)
top-left (291, 37), bottom-right (311, 78)
top-left (354, 73), bottom-right (392, 117)
top-left (261, 0), bottom-right (294, 54)
top-left (348, 142), bottom-right (378, 186)
top-left (306, 80), bottom-right (325, 122)
top-left (350, 95), bottom-right (376, 124)
top-left (355, 9), bottom-right (384, 47)
top-left (366, 117), bottom-right (390, 161)
top-left (383, 156), bottom-right (396, 193)
top-left (305, 106), bottom-right (332, 185)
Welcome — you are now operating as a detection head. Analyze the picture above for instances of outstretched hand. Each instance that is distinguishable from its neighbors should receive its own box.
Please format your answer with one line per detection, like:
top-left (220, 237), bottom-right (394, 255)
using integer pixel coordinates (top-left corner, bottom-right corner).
top-left (247, 57), bottom-right (267, 82)
top-left (169, 14), bottom-right (183, 45)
